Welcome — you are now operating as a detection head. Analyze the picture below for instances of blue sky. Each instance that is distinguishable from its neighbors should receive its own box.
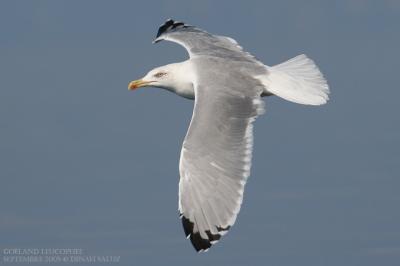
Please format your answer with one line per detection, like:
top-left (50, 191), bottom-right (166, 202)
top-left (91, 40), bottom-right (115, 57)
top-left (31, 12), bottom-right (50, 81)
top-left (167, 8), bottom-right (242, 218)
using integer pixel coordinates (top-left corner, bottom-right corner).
top-left (1, 1), bottom-right (399, 265)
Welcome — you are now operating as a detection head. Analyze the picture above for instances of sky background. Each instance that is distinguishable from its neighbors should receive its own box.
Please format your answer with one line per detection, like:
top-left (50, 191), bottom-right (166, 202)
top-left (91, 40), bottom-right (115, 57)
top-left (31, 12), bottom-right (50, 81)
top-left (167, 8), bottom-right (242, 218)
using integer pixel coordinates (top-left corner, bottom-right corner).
top-left (1, 1), bottom-right (399, 265)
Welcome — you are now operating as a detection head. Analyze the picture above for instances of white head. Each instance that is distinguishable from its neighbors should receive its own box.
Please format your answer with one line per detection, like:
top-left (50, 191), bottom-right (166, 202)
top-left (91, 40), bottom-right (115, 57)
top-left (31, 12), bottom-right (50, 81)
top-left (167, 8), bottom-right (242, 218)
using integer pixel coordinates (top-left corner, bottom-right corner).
top-left (128, 65), bottom-right (172, 90)
top-left (128, 62), bottom-right (193, 97)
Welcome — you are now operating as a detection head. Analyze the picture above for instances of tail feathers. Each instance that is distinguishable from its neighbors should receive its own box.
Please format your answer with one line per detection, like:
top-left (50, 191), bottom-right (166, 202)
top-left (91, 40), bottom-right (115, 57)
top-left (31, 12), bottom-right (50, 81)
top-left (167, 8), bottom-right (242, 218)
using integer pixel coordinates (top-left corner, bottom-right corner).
top-left (256, 54), bottom-right (330, 105)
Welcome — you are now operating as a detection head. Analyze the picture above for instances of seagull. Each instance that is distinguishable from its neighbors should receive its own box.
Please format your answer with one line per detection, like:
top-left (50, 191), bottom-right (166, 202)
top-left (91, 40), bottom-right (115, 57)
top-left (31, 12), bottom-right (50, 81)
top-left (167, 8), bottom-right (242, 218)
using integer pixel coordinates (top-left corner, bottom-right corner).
top-left (128, 19), bottom-right (329, 252)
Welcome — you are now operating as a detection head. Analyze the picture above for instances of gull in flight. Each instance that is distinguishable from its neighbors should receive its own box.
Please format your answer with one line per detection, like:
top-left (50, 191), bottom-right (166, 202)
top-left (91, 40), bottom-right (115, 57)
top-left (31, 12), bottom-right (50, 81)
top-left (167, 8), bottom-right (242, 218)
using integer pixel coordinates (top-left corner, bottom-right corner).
top-left (128, 19), bottom-right (329, 252)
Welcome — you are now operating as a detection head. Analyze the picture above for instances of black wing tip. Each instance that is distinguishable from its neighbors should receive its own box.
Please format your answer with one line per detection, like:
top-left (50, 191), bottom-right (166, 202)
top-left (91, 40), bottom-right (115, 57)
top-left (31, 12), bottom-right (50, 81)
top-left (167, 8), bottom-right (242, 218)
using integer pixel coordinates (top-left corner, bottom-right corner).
top-left (155, 18), bottom-right (191, 38)
top-left (180, 213), bottom-right (226, 253)
top-left (190, 232), bottom-right (212, 252)
top-left (181, 215), bottom-right (194, 238)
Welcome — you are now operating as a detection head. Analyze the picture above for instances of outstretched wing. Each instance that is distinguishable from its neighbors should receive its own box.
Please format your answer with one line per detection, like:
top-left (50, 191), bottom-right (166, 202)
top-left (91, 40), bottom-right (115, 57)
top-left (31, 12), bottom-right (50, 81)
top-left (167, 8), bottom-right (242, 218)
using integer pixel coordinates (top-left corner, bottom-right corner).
top-left (154, 19), bottom-right (259, 62)
top-left (178, 64), bottom-right (265, 252)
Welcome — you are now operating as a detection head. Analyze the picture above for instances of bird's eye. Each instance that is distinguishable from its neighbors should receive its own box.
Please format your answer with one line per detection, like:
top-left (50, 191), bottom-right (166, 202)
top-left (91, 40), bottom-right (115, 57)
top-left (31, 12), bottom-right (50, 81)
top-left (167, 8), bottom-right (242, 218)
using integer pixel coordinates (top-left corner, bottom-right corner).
top-left (154, 72), bottom-right (167, 78)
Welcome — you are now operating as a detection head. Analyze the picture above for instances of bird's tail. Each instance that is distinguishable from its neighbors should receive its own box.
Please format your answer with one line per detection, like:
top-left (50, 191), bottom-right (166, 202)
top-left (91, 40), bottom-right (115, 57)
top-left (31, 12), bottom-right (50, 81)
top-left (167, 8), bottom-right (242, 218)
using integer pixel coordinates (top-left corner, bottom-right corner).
top-left (255, 54), bottom-right (330, 105)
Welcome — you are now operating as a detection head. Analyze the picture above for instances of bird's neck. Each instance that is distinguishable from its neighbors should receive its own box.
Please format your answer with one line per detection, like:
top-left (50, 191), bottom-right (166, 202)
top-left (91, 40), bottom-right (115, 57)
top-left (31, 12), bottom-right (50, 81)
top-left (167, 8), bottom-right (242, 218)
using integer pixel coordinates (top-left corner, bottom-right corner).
top-left (162, 61), bottom-right (195, 100)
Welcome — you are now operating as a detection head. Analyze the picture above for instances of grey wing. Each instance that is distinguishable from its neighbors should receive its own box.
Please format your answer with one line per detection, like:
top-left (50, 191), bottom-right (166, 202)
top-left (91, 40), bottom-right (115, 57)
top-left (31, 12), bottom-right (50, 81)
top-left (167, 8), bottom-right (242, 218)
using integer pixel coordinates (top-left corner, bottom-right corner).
top-left (154, 19), bottom-right (261, 62)
top-left (178, 72), bottom-right (265, 252)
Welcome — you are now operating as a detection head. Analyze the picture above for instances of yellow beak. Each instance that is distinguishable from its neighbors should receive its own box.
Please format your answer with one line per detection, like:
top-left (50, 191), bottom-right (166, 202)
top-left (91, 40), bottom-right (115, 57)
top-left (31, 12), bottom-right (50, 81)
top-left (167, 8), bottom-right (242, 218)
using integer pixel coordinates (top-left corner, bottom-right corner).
top-left (128, 79), bottom-right (153, 90)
